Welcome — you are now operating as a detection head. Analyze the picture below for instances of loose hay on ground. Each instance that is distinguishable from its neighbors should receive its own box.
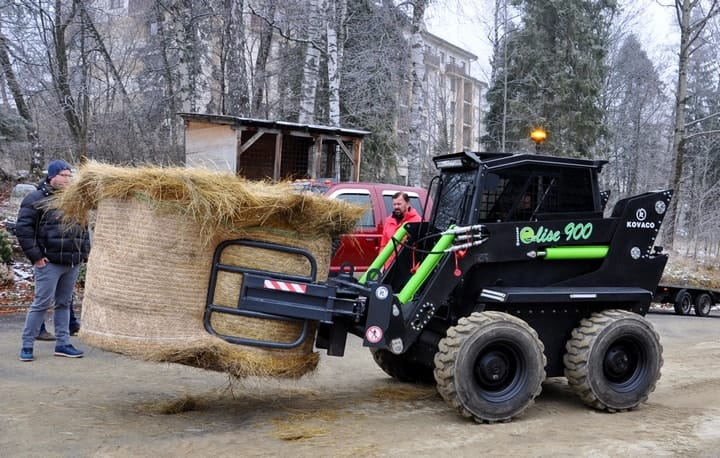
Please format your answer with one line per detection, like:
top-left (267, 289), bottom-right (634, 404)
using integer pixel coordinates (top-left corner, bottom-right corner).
top-left (271, 410), bottom-right (341, 441)
top-left (136, 395), bottom-right (200, 415)
top-left (370, 384), bottom-right (438, 402)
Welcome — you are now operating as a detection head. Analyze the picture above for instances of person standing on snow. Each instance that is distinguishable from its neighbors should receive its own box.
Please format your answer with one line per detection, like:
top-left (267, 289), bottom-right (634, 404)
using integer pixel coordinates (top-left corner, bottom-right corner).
top-left (16, 160), bottom-right (90, 361)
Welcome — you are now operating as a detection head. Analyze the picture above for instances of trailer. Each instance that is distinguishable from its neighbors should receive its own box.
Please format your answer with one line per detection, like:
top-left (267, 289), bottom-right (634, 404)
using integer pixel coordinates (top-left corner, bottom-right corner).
top-left (653, 284), bottom-right (720, 317)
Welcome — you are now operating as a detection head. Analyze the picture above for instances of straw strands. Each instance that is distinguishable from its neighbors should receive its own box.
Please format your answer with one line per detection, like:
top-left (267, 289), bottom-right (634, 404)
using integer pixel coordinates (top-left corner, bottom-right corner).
top-left (52, 161), bottom-right (364, 245)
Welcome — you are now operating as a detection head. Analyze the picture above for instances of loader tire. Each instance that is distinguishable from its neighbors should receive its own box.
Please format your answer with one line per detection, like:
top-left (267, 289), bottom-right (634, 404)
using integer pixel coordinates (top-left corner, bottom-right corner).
top-left (564, 309), bottom-right (663, 412)
top-left (673, 289), bottom-right (692, 315)
top-left (370, 348), bottom-right (436, 385)
top-left (694, 293), bottom-right (712, 317)
top-left (433, 311), bottom-right (546, 423)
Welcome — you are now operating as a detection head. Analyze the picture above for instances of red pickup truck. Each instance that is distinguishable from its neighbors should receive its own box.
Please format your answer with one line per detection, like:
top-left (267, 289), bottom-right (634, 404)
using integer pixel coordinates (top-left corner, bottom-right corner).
top-left (294, 181), bottom-right (430, 274)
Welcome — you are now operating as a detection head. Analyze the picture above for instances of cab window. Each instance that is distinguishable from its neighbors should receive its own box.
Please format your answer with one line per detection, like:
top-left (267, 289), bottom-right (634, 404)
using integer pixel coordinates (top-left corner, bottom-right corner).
top-left (382, 194), bottom-right (425, 218)
top-left (335, 193), bottom-right (374, 227)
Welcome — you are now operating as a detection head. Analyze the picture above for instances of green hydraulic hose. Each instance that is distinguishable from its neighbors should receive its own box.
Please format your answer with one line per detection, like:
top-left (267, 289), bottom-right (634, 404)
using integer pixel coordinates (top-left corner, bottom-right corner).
top-left (543, 245), bottom-right (609, 260)
top-left (396, 231), bottom-right (456, 304)
top-left (358, 225), bottom-right (410, 285)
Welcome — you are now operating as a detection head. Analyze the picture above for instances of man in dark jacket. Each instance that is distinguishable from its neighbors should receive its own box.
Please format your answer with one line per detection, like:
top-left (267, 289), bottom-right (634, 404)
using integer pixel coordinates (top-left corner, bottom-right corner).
top-left (16, 160), bottom-right (91, 361)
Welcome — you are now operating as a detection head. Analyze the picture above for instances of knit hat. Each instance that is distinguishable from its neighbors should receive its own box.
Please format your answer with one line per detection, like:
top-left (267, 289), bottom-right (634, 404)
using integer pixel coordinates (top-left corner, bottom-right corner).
top-left (47, 160), bottom-right (72, 180)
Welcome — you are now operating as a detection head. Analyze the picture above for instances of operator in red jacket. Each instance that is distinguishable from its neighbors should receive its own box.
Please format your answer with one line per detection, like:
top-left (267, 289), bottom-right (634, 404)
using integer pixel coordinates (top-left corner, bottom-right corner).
top-left (380, 191), bottom-right (422, 249)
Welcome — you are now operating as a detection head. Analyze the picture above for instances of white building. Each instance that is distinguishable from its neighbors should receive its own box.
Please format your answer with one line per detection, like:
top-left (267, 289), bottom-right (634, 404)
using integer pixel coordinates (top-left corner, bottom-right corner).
top-left (397, 32), bottom-right (488, 184)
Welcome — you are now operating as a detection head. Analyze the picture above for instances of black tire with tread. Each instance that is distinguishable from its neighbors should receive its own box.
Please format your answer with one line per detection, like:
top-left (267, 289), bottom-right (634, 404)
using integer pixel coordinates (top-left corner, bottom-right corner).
top-left (433, 311), bottom-right (546, 423)
top-left (564, 309), bottom-right (663, 412)
top-left (370, 348), bottom-right (436, 385)
top-left (694, 293), bottom-right (713, 317)
top-left (674, 289), bottom-right (692, 315)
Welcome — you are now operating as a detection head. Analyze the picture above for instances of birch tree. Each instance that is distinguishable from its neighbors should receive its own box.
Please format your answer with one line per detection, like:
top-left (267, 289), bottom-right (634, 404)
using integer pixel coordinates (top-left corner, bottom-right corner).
top-left (664, 0), bottom-right (720, 250)
top-left (406, 0), bottom-right (429, 187)
top-left (298, 0), bottom-right (325, 124)
top-left (250, 0), bottom-right (276, 117)
top-left (223, 0), bottom-right (249, 115)
top-left (326, 0), bottom-right (347, 126)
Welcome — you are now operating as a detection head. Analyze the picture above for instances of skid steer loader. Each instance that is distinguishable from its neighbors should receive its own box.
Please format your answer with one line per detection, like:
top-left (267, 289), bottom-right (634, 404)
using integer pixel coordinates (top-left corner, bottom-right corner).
top-left (204, 151), bottom-right (672, 423)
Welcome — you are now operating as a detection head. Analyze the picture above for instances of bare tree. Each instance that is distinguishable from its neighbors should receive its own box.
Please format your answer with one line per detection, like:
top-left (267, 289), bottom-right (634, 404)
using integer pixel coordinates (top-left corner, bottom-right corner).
top-left (223, 0), bottom-right (249, 115)
top-left (406, 0), bottom-right (429, 187)
top-left (250, 0), bottom-right (276, 117)
top-left (0, 26), bottom-right (43, 175)
top-left (664, 0), bottom-right (720, 249)
top-left (298, 0), bottom-right (325, 124)
top-left (327, 0), bottom-right (347, 126)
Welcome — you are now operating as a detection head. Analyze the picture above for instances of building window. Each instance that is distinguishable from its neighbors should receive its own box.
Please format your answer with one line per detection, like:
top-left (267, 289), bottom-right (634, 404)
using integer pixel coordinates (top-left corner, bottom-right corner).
top-left (110, 0), bottom-right (124, 9)
top-left (440, 52), bottom-right (445, 63)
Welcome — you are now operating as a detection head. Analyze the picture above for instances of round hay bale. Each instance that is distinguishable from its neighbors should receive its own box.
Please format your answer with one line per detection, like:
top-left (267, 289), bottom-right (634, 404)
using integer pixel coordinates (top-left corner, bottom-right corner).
top-left (80, 197), bottom-right (322, 379)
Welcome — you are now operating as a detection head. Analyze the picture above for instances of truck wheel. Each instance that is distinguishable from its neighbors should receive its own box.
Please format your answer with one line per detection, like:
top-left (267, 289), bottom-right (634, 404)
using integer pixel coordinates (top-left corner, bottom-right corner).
top-left (433, 311), bottom-right (546, 423)
top-left (564, 309), bottom-right (663, 412)
top-left (673, 289), bottom-right (692, 315)
top-left (694, 293), bottom-right (713, 317)
top-left (370, 348), bottom-right (436, 385)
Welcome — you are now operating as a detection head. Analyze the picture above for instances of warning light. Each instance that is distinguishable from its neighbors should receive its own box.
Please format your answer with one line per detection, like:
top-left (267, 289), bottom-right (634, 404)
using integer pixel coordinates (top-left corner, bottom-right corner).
top-left (530, 128), bottom-right (547, 144)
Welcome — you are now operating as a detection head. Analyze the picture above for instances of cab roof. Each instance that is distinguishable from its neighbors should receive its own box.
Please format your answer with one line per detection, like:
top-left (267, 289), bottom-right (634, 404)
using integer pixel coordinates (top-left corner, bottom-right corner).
top-left (433, 151), bottom-right (607, 172)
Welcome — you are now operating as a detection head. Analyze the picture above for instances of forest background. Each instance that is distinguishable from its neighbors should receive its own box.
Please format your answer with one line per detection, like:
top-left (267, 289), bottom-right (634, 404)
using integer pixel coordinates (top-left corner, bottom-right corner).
top-left (0, 0), bottom-right (718, 261)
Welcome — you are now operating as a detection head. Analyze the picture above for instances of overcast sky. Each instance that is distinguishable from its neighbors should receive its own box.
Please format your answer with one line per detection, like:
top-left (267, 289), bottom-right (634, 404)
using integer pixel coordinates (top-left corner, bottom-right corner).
top-left (425, 0), bottom-right (680, 84)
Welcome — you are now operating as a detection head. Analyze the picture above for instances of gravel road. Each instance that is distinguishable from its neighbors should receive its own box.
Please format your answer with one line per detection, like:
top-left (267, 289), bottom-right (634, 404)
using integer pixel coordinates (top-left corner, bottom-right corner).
top-left (1, 310), bottom-right (719, 457)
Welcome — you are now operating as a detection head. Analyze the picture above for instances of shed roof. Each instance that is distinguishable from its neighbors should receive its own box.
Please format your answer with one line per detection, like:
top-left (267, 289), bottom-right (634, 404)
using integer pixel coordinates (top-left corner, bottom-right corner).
top-left (178, 112), bottom-right (371, 137)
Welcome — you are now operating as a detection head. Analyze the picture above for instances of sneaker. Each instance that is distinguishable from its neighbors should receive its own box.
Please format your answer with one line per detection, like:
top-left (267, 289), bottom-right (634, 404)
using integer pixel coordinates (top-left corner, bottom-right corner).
top-left (19, 348), bottom-right (34, 362)
top-left (54, 344), bottom-right (84, 358)
top-left (69, 327), bottom-right (80, 336)
top-left (36, 331), bottom-right (56, 341)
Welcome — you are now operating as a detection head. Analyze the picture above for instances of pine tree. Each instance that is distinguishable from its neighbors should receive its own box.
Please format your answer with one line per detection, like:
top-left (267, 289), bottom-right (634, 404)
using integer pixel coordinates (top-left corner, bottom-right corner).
top-left (484, 0), bottom-right (617, 157)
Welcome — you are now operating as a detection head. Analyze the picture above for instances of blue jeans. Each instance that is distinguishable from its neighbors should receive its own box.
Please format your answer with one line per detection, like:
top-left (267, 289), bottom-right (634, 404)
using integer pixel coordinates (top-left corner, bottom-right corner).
top-left (39, 298), bottom-right (78, 334)
top-left (21, 263), bottom-right (81, 348)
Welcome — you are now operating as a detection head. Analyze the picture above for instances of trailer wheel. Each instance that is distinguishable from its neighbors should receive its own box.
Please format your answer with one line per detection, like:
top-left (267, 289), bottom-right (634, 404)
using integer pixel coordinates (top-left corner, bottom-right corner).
top-left (370, 349), bottom-right (436, 385)
top-left (564, 309), bottom-right (663, 412)
top-left (433, 311), bottom-right (546, 423)
top-left (673, 289), bottom-right (692, 315)
top-left (694, 293), bottom-right (713, 317)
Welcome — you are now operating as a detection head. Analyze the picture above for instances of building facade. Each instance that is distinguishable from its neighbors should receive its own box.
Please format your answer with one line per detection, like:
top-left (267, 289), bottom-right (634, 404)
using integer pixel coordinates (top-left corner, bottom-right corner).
top-left (396, 32), bottom-right (488, 184)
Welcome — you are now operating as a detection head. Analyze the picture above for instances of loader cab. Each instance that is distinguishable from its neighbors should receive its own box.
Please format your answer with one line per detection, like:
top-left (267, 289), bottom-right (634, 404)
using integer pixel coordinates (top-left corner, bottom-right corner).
top-left (430, 152), bottom-right (608, 230)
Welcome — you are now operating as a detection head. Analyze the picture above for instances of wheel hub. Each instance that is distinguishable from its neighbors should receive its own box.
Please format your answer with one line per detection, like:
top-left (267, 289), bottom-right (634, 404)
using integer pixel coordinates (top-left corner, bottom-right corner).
top-left (604, 343), bottom-right (638, 383)
top-left (475, 349), bottom-right (512, 389)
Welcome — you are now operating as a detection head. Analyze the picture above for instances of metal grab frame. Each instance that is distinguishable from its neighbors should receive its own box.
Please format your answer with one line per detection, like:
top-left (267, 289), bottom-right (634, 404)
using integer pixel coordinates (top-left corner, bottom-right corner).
top-left (204, 239), bottom-right (318, 349)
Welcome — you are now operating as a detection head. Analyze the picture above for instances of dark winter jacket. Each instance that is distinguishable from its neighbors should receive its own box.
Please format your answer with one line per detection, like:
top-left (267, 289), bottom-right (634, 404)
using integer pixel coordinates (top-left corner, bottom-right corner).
top-left (15, 180), bottom-right (91, 266)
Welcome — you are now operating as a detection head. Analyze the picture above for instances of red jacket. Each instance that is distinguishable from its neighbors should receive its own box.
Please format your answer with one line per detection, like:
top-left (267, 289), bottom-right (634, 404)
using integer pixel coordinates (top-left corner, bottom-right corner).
top-left (380, 207), bottom-right (421, 249)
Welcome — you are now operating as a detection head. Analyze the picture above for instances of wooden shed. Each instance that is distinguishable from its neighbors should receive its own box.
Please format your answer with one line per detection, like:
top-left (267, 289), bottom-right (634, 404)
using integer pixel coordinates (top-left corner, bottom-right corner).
top-left (179, 113), bottom-right (370, 182)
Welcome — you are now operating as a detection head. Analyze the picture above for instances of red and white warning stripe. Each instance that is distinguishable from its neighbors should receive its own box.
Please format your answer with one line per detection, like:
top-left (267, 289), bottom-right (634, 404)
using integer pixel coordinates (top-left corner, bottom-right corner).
top-left (263, 279), bottom-right (307, 293)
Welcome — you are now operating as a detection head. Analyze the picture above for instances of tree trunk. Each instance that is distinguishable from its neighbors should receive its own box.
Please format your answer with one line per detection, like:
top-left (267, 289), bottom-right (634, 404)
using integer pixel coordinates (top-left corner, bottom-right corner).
top-left (327, 0), bottom-right (346, 127)
top-left (298, 0), bottom-right (324, 124)
top-left (51, 0), bottom-right (83, 147)
top-left (154, 1), bottom-right (180, 161)
top-left (225, 0), bottom-right (249, 115)
top-left (251, 0), bottom-right (276, 117)
top-left (665, 0), bottom-right (720, 249)
top-left (406, 0), bottom-right (428, 187)
top-left (78, 1), bottom-right (148, 156)
top-left (0, 28), bottom-right (43, 174)
top-left (664, 0), bottom-right (692, 250)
